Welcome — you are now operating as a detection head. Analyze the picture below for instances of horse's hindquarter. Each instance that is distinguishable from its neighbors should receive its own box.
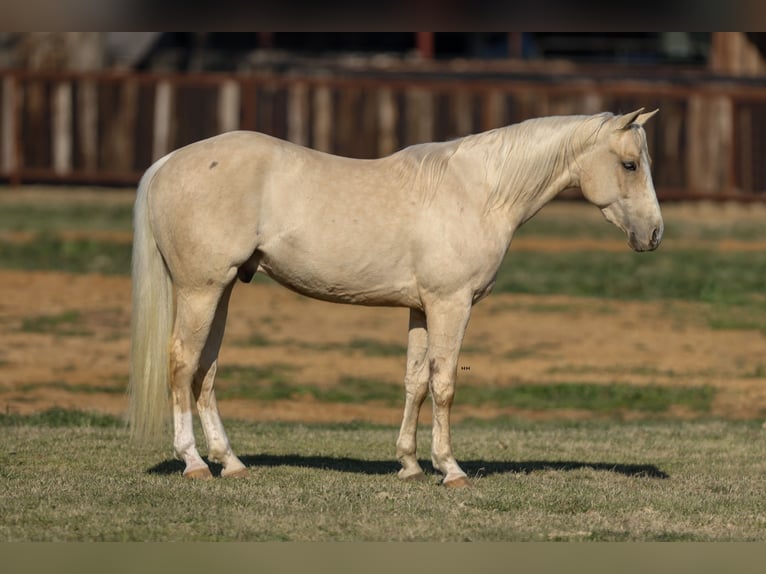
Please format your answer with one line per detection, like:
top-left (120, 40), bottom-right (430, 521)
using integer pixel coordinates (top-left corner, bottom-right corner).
top-left (147, 133), bottom-right (279, 285)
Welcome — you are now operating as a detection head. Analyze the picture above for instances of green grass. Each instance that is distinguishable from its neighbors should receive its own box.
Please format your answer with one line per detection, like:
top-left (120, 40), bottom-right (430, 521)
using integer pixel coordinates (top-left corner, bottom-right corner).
top-left (516, 208), bottom-right (766, 242)
top-left (15, 381), bottom-right (127, 395)
top-left (0, 203), bottom-right (133, 233)
top-left (215, 365), bottom-right (713, 415)
top-left (216, 366), bottom-right (401, 404)
top-left (236, 336), bottom-right (411, 356)
top-left (2, 410), bottom-right (766, 541)
top-left (458, 383), bottom-right (715, 414)
top-left (345, 338), bottom-right (408, 357)
top-left (495, 249), bottom-right (766, 303)
top-left (546, 364), bottom-right (705, 378)
top-left (705, 298), bottom-right (766, 333)
top-left (20, 310), bottom-right (91, 336)
top-left (294, 337), bottom-right (408, 356)
top-left (0, 233), bottom-right (132, 275)
top-left (0, 407), bottom-right (123, 428)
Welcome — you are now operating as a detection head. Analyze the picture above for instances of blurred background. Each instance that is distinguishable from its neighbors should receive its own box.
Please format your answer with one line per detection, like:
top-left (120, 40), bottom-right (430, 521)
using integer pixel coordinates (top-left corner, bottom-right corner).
top-left (0, 31), bottom-right (765, 200)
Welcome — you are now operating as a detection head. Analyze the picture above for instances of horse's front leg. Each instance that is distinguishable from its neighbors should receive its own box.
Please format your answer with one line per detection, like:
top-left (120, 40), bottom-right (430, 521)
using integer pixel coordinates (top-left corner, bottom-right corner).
top-left (425, 295), bottom-right (473, 487)
top-left (396, 309), bottom-right (430, 481)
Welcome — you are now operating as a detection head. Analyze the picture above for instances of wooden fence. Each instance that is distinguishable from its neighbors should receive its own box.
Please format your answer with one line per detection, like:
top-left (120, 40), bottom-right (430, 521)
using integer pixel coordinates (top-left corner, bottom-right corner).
top-left (2, 69), bottom-right (766, 200)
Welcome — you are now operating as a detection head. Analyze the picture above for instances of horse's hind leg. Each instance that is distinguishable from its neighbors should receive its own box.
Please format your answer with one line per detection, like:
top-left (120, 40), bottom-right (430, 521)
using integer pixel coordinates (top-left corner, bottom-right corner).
top-left (396, 309), bottom-right (430, 481)
top-left (170, 281), bottom-right (234, 479)
top-left (192, 281), bottom-right (247, 478)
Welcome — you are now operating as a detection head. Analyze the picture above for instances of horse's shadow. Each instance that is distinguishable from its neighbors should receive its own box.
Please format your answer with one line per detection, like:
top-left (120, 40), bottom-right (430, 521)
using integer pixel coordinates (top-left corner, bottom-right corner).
top-left (148, 454), bottom-right (669, 479)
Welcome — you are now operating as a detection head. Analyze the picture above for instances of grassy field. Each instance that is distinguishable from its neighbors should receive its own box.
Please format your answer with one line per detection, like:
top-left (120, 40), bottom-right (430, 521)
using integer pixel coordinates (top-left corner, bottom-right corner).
top-left (1, 188), bottom-right (766, 541)
top-left (2, 410), bottom-right (766, 541)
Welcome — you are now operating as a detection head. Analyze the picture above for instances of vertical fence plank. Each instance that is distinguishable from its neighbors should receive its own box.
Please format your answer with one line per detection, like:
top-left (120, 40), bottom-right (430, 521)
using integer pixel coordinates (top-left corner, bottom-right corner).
top-left (405, 87), bottom-right (433, 146)
top-left (1, 76), bottom-right (17, 180)
top-left (685, 95), bottom-right (706, 194)
top-left (687, 94), bottom-right (735, 194)
top-left (52, 80), bottom-right (73, 174)
top-left (580, 92), bottom-right (604, 115)
top-left (482, 90), bottom-right (505, 131)
top-left (716, 96), bottom-right (735, 194)
top-left (453, 91), bottom-right (473, 137)
top-left (313, 84), bottom-right (332, 153)
top-left (77, 78), bottom-right (99, 171)
top-left (287, 82), bottom-right (308, 147)
top-left (377, 88), bottom-right (398, 156)
top-left (736, 105), bottom-right (753, 193)
top-left (153, 80), bottom-right (173, 161)
top-left (658, 103), bottom-right (685, 190)
top-left (102, 78), bottom-right (137, 173)
top-left (336, 87), bottom-right (359, 156)
top-left (218, 79), bottom-right (240, 134)
top-left (240, 78), bottom-right (257, 132)
top-left (360, 90), bottom-right (379, 158)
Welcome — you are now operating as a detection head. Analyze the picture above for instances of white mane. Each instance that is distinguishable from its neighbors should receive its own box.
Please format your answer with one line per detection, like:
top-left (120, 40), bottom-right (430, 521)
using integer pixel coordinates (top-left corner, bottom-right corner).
top-left (394, 113), bottom-right (614, 212)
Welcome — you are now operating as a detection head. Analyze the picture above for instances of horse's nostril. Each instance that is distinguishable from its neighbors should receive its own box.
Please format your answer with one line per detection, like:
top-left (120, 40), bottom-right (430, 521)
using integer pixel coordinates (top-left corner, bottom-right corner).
top-left (650, 227), bottom-right (663, 249)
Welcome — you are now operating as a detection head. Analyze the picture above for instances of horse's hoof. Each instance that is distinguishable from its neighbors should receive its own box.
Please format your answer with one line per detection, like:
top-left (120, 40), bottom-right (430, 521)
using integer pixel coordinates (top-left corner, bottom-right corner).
top-left (222, 467), bottom-right (249, 478)
top-left (183, 466), bottom-right (213, 480)
top-left (443, 475), bottom-right (472, 488)
top-left (401, 471), bottom-right (428, 482)
top-left (398, 466), bottom-right (427, 482)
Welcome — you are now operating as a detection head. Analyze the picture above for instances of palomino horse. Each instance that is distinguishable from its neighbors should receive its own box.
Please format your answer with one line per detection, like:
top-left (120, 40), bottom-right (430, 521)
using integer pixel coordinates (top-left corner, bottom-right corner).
top-left (129, 108), bottom-right (662, 486)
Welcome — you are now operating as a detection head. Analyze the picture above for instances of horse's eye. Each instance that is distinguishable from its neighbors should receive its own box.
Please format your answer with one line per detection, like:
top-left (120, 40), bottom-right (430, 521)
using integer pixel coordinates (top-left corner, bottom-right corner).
top-left (622, 161), bottom-right (637, 171)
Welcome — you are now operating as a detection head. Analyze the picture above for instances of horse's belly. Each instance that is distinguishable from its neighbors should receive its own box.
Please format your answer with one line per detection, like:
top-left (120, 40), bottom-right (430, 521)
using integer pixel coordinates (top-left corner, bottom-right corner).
top-left (257, 253), bottom-right (420, 308)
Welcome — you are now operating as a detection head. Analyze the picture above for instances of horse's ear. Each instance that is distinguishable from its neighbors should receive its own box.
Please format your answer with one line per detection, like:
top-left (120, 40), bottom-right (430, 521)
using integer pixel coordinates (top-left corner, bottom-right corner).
top-left (635, 108), bottom-right (659, 126)
top-left (615, 108), bottom-right (645, 130)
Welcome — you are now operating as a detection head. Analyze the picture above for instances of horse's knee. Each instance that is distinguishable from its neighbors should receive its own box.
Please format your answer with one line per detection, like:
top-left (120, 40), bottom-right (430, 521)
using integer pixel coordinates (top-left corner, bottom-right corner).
top-left (430, 381), bottom-right (455, 408)
top-left (404, 373), bottom-right (429, 400)
top-left (428, 355), bottom-right (459, 406)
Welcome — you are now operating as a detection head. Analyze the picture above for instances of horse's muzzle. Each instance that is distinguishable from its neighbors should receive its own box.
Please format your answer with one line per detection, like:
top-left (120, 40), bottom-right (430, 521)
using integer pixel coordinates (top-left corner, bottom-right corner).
top-left (629, 226), bottom-right (662, 252)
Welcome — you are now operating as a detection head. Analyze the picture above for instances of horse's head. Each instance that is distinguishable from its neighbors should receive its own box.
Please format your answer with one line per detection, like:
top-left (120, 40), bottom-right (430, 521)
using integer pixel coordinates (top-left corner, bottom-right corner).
top-left (578, 108), bottom-right (663, 252)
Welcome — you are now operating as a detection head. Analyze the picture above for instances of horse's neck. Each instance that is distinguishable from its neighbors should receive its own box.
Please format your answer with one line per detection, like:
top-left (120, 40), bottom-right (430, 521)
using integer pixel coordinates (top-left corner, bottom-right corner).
top-left (469, 116), bottom-right (593, 225)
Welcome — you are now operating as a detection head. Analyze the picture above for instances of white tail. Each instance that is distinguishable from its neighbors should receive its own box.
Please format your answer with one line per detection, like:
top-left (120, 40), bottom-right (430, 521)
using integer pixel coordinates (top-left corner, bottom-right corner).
top-left (128, 153), bottom-right (174, 444)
